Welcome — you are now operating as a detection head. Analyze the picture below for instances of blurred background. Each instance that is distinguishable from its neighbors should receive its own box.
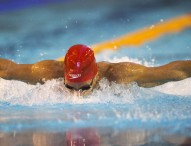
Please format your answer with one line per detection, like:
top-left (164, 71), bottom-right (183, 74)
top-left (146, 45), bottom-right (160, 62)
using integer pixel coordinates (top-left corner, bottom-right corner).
top-left (0, 2), bottom-right (191, 145)
top-left (0, 0), bottom-right (191, 63)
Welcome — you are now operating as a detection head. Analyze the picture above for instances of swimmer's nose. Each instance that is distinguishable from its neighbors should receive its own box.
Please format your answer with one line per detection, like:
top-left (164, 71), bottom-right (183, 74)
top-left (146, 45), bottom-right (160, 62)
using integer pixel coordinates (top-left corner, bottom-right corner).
top-left (73, 90), bottom-right (83, 96)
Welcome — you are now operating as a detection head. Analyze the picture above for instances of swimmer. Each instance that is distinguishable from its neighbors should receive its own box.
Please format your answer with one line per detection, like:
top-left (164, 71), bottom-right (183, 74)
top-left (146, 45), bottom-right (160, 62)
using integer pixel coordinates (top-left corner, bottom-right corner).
top-left (0, 44), bottom-right (191, 95)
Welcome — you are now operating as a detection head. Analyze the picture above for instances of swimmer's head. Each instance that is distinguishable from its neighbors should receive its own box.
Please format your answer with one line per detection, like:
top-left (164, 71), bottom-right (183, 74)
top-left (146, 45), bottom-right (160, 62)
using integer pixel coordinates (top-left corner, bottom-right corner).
top-left (64, 44), bottom-right (98, 92)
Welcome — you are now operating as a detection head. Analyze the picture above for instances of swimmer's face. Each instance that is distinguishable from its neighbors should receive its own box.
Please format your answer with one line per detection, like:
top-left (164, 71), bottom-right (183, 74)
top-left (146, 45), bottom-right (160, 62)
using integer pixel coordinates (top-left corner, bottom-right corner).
top-left (64, 79), bottom-right (93, 95)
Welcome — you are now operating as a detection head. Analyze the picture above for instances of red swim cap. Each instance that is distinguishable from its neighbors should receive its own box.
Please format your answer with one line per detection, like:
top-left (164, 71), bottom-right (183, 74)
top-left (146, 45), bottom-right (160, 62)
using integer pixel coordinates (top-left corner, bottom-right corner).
top-left (64, 44), bottom-right (98, 83)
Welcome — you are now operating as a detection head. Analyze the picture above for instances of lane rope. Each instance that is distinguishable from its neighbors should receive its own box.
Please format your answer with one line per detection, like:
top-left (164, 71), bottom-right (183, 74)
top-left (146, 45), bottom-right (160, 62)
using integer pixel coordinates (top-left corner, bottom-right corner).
top-left (58, 13), bottom-right (191, 61)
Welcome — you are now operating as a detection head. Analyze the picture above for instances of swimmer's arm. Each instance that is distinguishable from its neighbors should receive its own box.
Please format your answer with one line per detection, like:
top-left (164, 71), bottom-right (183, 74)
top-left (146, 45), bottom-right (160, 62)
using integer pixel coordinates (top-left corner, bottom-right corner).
top-left (107, 60), bottom-right (191, 88)
top-left (138, 60), bottom-right (191, 87)
top-left (0, 58), bottom-right (34, 83)
top-left (0, 58), bottom-right (64, 84)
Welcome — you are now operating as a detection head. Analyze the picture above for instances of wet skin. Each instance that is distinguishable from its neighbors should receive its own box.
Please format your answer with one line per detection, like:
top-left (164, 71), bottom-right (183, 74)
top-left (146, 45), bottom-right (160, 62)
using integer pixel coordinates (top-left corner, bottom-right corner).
top-left (1, 58), bottom-right (191, 94)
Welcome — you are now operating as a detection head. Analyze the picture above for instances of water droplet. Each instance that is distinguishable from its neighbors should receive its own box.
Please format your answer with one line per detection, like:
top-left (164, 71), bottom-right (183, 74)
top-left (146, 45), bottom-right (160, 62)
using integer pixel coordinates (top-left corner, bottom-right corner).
top-left (150, 25), bottom-right (155, 29)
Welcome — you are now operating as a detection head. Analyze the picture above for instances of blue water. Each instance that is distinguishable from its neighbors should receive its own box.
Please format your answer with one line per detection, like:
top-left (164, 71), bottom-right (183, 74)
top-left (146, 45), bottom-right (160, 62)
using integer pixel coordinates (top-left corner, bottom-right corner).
top-left (0, 0), bottom-right (191, 145)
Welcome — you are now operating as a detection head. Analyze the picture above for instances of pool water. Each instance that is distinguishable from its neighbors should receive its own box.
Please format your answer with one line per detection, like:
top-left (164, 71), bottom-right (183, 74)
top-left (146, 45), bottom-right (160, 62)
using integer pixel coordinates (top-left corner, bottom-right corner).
top-left (0, 0), bottom-right (191, 145)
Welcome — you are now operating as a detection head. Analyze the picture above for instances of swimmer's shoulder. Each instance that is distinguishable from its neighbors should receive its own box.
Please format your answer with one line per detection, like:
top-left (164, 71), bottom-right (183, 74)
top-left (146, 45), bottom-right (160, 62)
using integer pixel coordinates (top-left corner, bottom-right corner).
top-left (97, 61), bottom-right (110, 80)
top-left (32, 60), bottom-right (64, 81)
top-left (97, 61), bottom-right (145, 71)
top-left (33, 60), bottom-right (64, 67)
top-left (97, 61), bottom-right (147, 82)
top-left (97, 61), bottom-right (110, 68)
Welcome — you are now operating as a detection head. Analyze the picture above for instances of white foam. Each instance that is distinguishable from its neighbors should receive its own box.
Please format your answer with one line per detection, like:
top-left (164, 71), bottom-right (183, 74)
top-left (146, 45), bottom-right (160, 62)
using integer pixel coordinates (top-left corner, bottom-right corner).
top-left (96, 50), bottom-right (156, 66)
top-left (104, 56), bottom-right (156, 67)
top-left (0, 77), bottom-right (140, 106)
top-left (152, 78), bottom-right (191, 96)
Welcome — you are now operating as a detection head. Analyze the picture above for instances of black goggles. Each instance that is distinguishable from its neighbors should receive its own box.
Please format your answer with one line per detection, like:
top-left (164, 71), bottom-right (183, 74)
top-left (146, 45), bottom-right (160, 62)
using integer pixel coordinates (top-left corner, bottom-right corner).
top-left (64, 80), bottom-right (93, 91)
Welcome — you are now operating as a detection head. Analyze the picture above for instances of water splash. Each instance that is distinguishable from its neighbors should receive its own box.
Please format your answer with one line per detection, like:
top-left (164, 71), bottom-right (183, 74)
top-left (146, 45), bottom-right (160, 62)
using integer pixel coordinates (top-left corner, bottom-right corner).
top-left (152, 78), bottom-right (191, 96)
top-left (104, 56), bottom-right (156, 67)
top-left (0, 78), bottom-right (140, 106)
